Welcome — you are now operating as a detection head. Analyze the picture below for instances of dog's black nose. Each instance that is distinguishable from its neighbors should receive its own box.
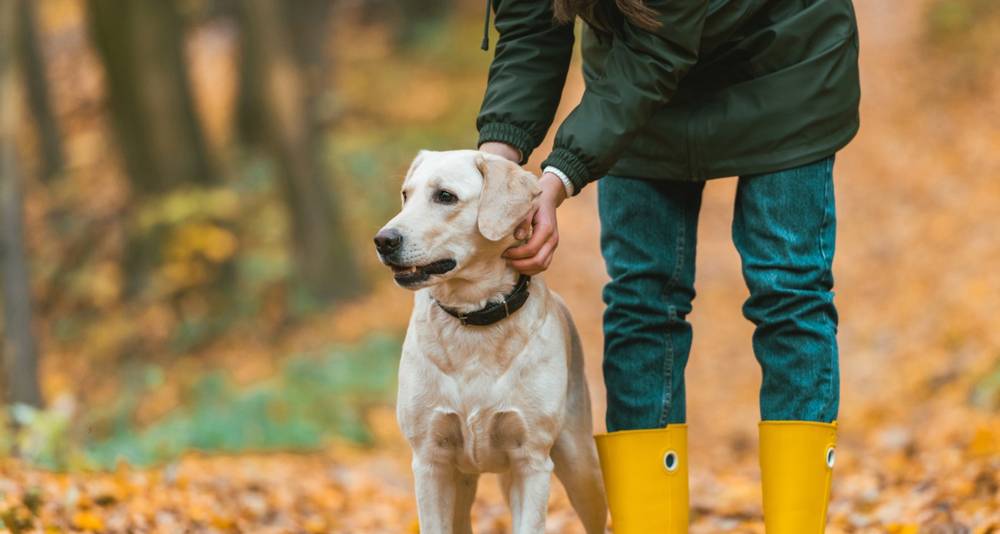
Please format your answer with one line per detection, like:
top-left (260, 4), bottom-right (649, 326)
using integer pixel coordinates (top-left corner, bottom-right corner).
top-left (374, 228), bottom-right (403, 255)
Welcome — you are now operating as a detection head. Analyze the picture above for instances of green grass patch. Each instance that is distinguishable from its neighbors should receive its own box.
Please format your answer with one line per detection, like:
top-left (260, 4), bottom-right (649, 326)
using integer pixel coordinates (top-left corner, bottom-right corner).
top-left (5, 334), bottom-right (401, 470)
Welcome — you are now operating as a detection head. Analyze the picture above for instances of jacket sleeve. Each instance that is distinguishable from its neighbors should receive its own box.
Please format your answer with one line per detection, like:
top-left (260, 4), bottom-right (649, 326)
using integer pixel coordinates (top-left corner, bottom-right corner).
top-left (476, 0), bottom-right (575, 164)
top-left (541, 0), bottom-right (708, 194)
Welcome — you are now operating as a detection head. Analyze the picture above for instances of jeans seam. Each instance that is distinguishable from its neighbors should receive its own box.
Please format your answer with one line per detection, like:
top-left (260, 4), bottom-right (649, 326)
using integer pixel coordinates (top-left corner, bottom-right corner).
top-left (659, 309), bottom-right (676, 427)
top-left (817, 159), bottom-right (832, 266)
top-left (658, 205), bottom-right (688, 427)
top-left (819, 158), bottom-right (836, 421)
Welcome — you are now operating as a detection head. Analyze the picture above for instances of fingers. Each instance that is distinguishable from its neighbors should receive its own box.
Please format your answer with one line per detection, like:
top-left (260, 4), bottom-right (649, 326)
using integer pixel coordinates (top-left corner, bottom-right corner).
top-left (508, 231), bottom-right (559, 275)
top-left (503, 199), bottom-right (559, 274)
top-left (504, 219), bottom-right (552, 260)
top-left (513, 214), bottom-right (532, 241)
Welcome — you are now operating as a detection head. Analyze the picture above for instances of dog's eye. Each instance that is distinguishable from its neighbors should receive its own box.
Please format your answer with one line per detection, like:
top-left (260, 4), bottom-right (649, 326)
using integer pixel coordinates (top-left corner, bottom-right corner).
top-left (434, 190), bottom-right (458, 204)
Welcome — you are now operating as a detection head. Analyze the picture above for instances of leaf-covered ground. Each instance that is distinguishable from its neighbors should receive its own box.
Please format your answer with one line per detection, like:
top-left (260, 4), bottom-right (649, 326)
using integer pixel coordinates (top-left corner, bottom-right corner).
top-left (3, 0), bottom-right (1000, 532)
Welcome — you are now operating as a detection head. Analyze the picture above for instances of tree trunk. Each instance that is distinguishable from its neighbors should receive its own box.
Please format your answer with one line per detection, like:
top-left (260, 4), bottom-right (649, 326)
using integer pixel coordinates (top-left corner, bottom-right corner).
top-left (238, 0), bottom-right (363, 302)
top-left (17, 0), bottom-right (64, 181)
top-left (86, 0), bottom-right (215, 193)
top-left (0, 0), bottom-right (43, 407)
top-left (238, 1), bottom-right (336, 146)
top-left (360, 0), bottom-right (453, 44)
top-left (284, 0), bottom-right (337, 135)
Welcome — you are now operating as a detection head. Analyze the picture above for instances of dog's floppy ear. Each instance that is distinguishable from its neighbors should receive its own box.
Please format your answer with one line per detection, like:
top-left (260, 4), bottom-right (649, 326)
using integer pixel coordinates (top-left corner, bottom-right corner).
top-left (476, 154), bottom-right (541, 242)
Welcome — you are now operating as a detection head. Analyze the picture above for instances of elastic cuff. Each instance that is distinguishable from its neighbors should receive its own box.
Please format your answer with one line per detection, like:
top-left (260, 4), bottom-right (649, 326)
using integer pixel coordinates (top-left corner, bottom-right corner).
top-left (477, 123), bottom-right (535, 165)
top-left (541, 148), bottom-right (591, 195)
top-left (542, 165), bottom-right (575, 197)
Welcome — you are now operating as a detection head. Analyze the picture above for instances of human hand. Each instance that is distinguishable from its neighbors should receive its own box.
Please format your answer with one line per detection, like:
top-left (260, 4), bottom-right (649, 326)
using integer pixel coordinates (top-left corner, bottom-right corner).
top-left (478, 141), bottom-right (521, 163)
top-left (503, 172), bottom-right (567, 275)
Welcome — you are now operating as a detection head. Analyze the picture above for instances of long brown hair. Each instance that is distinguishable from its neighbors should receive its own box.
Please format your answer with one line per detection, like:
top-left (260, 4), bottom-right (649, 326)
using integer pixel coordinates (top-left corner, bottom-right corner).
top-left (552, 0), bottom-right (661, 32)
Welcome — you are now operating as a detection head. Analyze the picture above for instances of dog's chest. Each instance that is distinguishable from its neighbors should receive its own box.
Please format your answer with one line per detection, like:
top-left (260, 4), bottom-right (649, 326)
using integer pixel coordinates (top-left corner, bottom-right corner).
top-left (427, 397), bottom-right (529, 474)
top-left (402, 294), bottom-right (565, 473)
top-left (409, 360), bottom-right (547, 473)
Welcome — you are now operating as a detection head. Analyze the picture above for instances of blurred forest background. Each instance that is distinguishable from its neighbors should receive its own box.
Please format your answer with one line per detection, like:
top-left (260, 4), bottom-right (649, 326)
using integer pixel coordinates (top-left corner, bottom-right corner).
top-left (0, 0), bottom-right (997, 532)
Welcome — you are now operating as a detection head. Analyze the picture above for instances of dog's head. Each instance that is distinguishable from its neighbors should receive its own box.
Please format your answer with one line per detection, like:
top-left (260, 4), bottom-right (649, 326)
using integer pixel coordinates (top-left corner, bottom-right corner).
top-left (374, 150), bottom-right (540, 289)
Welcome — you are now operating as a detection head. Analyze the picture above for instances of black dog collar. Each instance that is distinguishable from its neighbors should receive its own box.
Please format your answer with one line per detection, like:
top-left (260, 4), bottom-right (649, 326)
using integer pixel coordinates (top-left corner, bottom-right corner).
top-left (436, 275), bottom-right (531, 326)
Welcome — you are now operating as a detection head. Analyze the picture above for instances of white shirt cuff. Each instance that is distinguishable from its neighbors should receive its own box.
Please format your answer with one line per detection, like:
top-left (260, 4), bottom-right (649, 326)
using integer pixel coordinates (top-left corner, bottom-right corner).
top-left (543, 166), bottom-right (575, 197)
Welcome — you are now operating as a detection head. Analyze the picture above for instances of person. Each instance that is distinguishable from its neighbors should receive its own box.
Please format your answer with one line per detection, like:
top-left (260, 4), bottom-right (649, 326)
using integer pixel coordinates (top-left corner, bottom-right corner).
top-left (475, 0), bottom-right (859, 532)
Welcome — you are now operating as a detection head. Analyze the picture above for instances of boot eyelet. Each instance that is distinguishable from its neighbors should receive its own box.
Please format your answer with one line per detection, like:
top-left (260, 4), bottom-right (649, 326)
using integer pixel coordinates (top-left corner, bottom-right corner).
top-left (825, 446), bottom-right (836, 468)
top-left (663, 450), bottom-right (679, 472)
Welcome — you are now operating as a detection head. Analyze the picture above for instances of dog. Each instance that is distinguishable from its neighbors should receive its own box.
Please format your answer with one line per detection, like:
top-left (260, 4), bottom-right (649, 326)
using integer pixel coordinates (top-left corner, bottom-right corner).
top-left (374, 150), bottom-right (607, 533)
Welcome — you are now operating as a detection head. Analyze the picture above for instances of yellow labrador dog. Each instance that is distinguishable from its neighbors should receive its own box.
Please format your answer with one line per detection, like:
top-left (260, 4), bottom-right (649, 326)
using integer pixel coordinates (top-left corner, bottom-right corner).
top-left (374, 150), bottom-right (607, 533)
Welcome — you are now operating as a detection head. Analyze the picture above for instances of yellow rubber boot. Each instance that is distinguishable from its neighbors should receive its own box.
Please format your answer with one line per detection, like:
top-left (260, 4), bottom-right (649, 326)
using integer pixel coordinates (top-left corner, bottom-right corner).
top-left (594, 425), bottom-right (689, 534)
top-left (759, 421), bottom-right (838, 534)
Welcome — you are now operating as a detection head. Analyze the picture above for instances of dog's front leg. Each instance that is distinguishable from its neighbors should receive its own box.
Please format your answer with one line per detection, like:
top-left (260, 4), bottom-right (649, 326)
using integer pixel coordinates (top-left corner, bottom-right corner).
top-left (413, 458), bottom-right (458, 534)
top-left (453, 472), bottom-right (478, 534)
top-left (507, 456), bottom-right (554, 534)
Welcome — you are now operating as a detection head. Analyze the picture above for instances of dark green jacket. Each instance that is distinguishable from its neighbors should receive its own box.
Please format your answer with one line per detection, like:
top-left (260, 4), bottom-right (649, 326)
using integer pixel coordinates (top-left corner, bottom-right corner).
top-left (477, 0), bottom-right (860, 194)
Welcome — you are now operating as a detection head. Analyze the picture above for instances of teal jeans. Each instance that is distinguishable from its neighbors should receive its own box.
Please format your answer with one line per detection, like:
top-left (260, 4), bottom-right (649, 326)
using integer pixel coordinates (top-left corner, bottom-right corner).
top-left (599, 157), bottom-right (839, 432)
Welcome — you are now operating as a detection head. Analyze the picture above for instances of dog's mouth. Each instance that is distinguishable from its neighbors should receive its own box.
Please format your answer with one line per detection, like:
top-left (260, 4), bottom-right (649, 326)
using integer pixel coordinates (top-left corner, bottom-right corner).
top-left (388, 259), bottom-right (457, 285)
